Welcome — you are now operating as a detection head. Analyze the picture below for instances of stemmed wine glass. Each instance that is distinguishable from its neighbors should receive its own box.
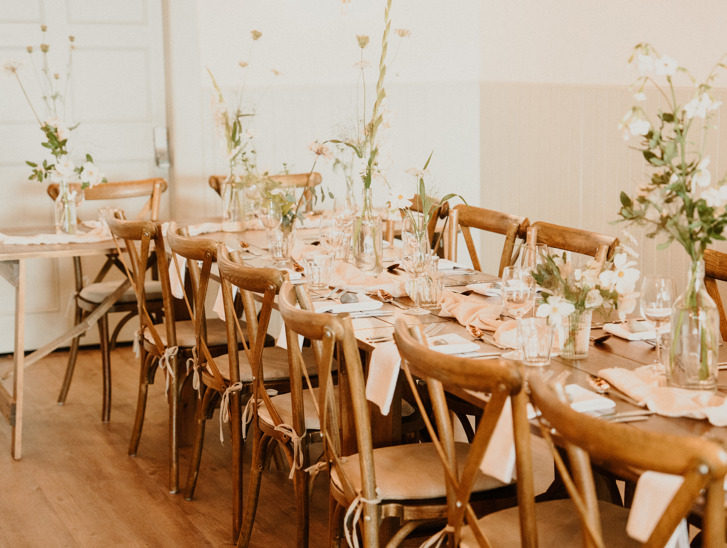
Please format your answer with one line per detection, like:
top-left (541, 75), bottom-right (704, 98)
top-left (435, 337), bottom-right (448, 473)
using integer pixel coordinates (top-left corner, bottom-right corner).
top-left (319, 211), bottom-right (345, 256)
top-left (501, 266), bottom-right (536, 358)
top-left (520, 244), bottom-right (549, 270)
top-left (259, 197), bottom-right (282, 232)
top-left (640, 275), bottom-right (675, 374)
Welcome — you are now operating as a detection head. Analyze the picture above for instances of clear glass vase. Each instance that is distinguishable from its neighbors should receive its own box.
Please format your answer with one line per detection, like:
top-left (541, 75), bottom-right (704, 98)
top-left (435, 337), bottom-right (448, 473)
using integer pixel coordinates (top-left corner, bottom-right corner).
top-left (668, 258), bottom-right (719, 390)
top-left (559, 309), bottom-right (592, 359)
top-left (353, 187), bottom-right (383, 274)
top-left (54, 180), bottom-right (81, 235)
top-left (267, 224), bottom-right (294, 260)
top-left (221, 177), bottom-right (245, 232)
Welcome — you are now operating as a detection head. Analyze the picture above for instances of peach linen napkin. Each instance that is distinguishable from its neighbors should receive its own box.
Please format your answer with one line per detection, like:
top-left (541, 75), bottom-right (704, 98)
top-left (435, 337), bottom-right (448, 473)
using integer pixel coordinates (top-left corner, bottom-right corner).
top-left (437, 290), bottom-right (502, 331)
top-left (626, 471), bottom-right (690, 547)
top-left (331, 262), bottom-right (406, 297)
top-left (0, 220), bottom-right (112, 245)
top-left (598, 365), bottom-right (727, 425)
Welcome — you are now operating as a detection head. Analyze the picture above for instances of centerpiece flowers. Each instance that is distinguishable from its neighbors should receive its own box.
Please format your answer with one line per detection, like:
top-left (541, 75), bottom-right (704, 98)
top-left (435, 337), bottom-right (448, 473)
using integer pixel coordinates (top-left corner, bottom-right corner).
top-left (331, 0), bottom-right (410, 273)
top-left (533, 250), bottom-right (640, 359)
top-left (4, 25), bottom-right (105, 233)
top-left (617, 43), bottom-right (727, 388)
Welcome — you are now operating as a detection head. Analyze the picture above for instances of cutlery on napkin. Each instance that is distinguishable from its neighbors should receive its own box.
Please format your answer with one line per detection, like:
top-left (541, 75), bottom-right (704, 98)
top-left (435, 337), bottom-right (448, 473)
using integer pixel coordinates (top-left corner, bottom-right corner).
top-left (313, 294), bottom-right (383, 314)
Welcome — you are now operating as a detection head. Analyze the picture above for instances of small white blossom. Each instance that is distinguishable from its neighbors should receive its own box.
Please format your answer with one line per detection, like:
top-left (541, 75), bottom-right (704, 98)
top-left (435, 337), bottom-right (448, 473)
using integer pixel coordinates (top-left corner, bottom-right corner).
top-left (636, 54), bottom-right (654, 75)
top-left (634, 92), bottom-right (647, 102)
top-left (628, 118), bottom-right (650, 136)
top-left (387, 188), bottom-right (412, 210)
top-left (617, 291), bottom-right (640, 321)
top-left (536, 296), bottom-right (576, 326)
top-left (584, 288), bottom-right (604, 309)
top-left (693, 157), bottom-right (712, 188)
top-left (598, 253), bottom-right (640, 294)
top-left (685, 93), bottom-right (721, 120)
top-left (654, 55), bottom-right (678, 76)
top-left (52, 155), bottom-right (76, 181)
top-left (80, 162), bottom-right (103, 187)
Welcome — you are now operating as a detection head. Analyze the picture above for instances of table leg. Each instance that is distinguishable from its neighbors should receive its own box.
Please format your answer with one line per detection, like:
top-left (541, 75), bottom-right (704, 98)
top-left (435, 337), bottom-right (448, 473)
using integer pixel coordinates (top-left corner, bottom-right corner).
top-left (12, 259), bottom-right (24, 459)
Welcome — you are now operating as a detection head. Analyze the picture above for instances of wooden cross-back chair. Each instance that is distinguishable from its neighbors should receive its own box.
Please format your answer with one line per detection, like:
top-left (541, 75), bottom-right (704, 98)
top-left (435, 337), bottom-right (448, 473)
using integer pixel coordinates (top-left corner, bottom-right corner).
top-left (48, 178), bottom-right (167, 422)
top-left (704, 248), bottom-right (727, 341)
top-left (278, 282), bottom-right (515, 547)
top-left (445, 204), bottom-right (529, 277)
top-left (528, 374), bottom-right (727, 547)
top-left (215, 247), bottom-right (320, 547)
top-left (105, 213), bottom-right (229, 494)
top-left (526, 221), bottom-right (619, 268)
top-left (209, 172), bottom-right (323, 213)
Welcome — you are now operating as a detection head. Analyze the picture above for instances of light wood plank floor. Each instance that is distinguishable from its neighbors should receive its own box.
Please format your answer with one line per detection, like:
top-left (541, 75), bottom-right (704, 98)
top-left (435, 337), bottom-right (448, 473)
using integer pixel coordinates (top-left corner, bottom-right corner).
top-left (0, 345), bottom-right (555, 547)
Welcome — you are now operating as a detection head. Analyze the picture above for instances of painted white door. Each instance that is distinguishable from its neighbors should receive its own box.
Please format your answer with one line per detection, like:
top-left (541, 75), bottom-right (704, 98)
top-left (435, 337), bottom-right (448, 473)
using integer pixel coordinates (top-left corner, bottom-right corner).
top-left (0, 0), bottom-right (168, 351)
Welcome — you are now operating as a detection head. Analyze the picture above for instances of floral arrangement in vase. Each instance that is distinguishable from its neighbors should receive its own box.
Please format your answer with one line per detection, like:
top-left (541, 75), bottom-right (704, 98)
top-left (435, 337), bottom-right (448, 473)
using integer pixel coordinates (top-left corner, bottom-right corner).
top-left (208, 29), bottom-right (277, 231)
top-left (617, 43), bottom-right (727, 388)
top-left (330, 0), bottom-right (410, 272)
top-left (533, 250), bottom-right (640, 358)
top-left (4, 25), bottom-right (105, 233)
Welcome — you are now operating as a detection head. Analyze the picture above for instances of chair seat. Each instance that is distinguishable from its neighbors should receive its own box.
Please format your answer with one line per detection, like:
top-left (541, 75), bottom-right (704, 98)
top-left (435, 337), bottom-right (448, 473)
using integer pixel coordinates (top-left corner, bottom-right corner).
top-left (331, 442), bottom-right (508, 501)
top-left (259, 385), bottom-right (338, 431)
top-left (462, 499), bottom-right (636, 548)
top-left (144, 318), bottom-right (229, 348)
top-left (79, 280), bottom-right (163, 304)
top-left (211, 347), bottom-right (319, 383)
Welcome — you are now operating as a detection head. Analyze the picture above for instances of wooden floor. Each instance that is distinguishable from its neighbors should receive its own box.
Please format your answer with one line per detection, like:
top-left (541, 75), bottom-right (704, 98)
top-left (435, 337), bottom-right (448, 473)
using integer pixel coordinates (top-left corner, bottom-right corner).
top-left (0, 344), bottom-right (555, 547)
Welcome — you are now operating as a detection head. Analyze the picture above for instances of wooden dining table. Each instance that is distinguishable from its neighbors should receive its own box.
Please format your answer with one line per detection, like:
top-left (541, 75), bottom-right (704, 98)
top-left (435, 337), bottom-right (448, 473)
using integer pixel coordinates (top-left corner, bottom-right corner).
top-left (0, 225), bottom-right (127, 459)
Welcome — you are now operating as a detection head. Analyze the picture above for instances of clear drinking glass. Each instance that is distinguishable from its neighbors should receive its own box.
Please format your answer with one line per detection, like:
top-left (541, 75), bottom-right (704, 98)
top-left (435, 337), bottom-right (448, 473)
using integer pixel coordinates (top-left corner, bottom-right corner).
top-left (259, 198), bottom-right (282, 231)
top-left (319, 212), bottom-right (345, 255)
top-left (640, 275), bottom-right (675, 374)
top-left (501, 266), bottom-right (536, 357)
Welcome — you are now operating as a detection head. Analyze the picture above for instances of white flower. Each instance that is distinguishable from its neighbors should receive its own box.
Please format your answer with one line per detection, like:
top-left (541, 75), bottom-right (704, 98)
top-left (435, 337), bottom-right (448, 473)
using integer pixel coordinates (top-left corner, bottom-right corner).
top-left (598, 253), bottom-right (640, 294)
top-left (628, 118), bottom-right (650, 136)
top-left (633, 92), bottom-right (647, 102)
top-left (693, 157), bottom-right (712, 188)
top-left (536, 296), bottom-right (576, 326)
top-left (80, 162), bottom-right (103, 187)
top-left (387, 188), bottom-right (412, 210)
top-left (618, 111), bottom-right (633, 141)
top-left (584, 288), bottom-right (604, 309)
top-left (617, 291), bottom-right (639, 321)
top-left (685, 93), bottom-right (721, 120)
top-left (637, 54), bottom-right (654, 75)
top-left (654, 55), bottom-right (678, 76)
top-left (308, 140), bottom-right (333, 160)
top-left (405, 167), bottom-right (430, 180)
top-left (3, 59), bottom-right (23, 75)
top-left (52, 155), bottom-right (76, 181)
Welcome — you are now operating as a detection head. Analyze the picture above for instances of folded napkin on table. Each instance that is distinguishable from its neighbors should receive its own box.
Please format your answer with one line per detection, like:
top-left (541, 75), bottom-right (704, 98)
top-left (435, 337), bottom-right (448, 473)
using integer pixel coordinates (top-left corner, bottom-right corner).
top-left (437, 258), bottom-right (470, 270)
top-left (437, 290), bottom-right (502, 331)
top-left (365, 341), bottom-right (401, 416)
top-left (465, 282), bottom-right (501, 297)
top-left (626, 471), bottom-right (690, 547)
top-left (290, 241), bottom-right (320, 262)
top-left (331, 262), bottom-right (406, 297)
top-left (425, 333), bottom-right (479, 355)
top-left (603, 320), bottom-right (663, 341)
top-left (0, 221), bottom-right (112, 245)
top-left (598, 365), bottom-right (727, 425)
top-left (564, 384), bottom-right (616, 413)
top-left (313, 294), bottom-right (383, 314)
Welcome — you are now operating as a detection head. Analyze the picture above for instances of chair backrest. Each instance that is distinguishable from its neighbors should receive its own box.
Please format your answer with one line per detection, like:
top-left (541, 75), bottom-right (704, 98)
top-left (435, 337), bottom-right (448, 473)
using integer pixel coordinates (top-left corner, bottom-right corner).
top-left (526, 221), bottom-right (618, 266)
top-left (209, 172), bottom-right (322, 212)
top-left (704, 248), bottom-right (727, 340)
top-left (446, 204), bottom-right (529, 276)
top-left (278, 281), bottom-right (379, 545)
top-left (104, 210), bottom-right (177, 353)
top-left (217, 245), bottom-right (286, 402)
top-left (528, 374), bottom-right (727, 547)
top-left (393, 320), bottom-right (531, 546)
top-left (48, 178), bottom-right (167, 222)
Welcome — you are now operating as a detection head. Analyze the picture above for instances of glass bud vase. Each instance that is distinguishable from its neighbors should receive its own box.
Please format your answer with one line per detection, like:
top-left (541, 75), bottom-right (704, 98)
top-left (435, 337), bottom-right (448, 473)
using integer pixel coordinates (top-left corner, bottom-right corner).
top-left (267, 224), bottom-right (294, 260)
top-left (221, 177), bottom-right (245, 232)
top-left (54, 180), bottom-right (80, 235)
top-left (353, 187), bottom-right (383, 274)
top-left (559, 309), bottom-right (592, 359)
top-left (668, 258), bottom-right (719, 390)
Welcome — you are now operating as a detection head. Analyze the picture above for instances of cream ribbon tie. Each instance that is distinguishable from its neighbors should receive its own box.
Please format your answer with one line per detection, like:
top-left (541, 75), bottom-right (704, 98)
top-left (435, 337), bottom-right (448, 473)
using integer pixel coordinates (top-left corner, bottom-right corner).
top-left (273, 423), bottom-right (306, 479)
top-left (132, 328), bottom-right (143, 358)
top-left (219, 381), bottom-right (244, 443)
top-left (344, 491), bottom-right (382, 548)
top-left (158, 346), bottom-right (178, 397)
top-left (186, 347), bottom-right (201, 397)
top-left (421, 524), bottom-right (455, 548)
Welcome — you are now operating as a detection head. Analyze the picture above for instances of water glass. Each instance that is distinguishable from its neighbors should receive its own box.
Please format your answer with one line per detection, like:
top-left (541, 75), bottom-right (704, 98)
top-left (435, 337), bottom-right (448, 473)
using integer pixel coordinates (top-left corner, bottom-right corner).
top-left (303, 253), bottom-right (335, 289)
top-left (519, 317), bottom-right (554, 366)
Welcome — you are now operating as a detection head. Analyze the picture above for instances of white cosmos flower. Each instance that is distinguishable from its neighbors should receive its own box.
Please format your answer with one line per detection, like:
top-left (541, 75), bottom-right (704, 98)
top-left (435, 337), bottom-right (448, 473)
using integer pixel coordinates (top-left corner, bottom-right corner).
top-left (585, 288), bottom-right (604, 309)
top-left (599, 253), bottom-right (640, 294)
top-left (536, 296), bottom-right (576, 326)
top-left (685, 93), bottom-right (721, 120)
top-left (617, 291), bottom-right (639, 321)
top-left (693, 157), bottom-right (712, 188)
top-left (654, 55), bottom-right (678, 76)
top-left (52, 155), bottom-right (76, 181)
top-left (387, 188), bottom-right (412, 210)
top-left (628, 118), bottom-right (650, 136)
top-left (80, 162), bottom-right (103, 187)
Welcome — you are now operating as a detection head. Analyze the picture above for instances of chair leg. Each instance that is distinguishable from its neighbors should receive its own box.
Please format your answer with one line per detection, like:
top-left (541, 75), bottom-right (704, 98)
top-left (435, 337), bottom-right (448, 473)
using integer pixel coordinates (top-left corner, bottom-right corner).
top-left (168, 354), bottom-right (181, 494)
top-left (57, 310), bottom-right (84, 405)
top-left (230, 390), bottom-right (243, 542)
top-left (98, 314), bottom-right (112, 423)
top-left (237, 426), bottom-right (267, 548)
top-left (293, 464), bottom-right (310, 548)
top-left (128, 351), bottom-right (153, 457)
top-left (183, 388), bottom-right (215, 501)
top-left (329, 494), bottom-right (343, 548)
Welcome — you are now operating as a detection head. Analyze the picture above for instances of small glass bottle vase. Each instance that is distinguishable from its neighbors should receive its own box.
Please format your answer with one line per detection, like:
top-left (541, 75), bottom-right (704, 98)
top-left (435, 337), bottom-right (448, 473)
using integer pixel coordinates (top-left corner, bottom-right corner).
top-left (559, 309), bottom-right (592, 360)
top-left (668, 258), bottom-right (719, 390)
top-left (221, 178), bottom-right (245, 232)
top-left (54, 180), bottom-right (80, 235)
top-left (353, 187), bottom-right (383, 274)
